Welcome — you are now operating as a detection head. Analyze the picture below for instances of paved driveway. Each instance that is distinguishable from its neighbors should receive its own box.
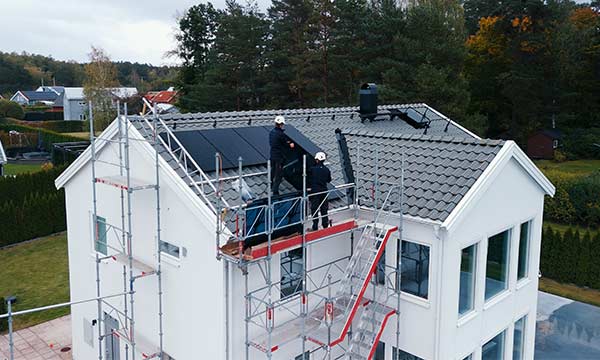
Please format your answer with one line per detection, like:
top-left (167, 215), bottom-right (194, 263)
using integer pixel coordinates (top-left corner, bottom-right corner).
top-left (0, 315), bottom-right (71, 360)
top-left (536, 291), bottom-right (600, 359)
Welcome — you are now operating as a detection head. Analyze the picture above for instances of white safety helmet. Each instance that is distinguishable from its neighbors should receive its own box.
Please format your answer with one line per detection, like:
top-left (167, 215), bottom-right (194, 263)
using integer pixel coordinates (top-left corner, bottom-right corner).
top-left (315, 152), bottom-right (326, 161)
top-left (274, 115), bottom-right (286, 125)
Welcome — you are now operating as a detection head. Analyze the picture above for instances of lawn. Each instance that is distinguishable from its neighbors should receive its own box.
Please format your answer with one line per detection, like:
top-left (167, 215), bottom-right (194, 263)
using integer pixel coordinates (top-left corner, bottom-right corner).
top-left (3, 163), bottom-right (44, 175)
top-left (62, 132), bottom-right (90, 140)
top-left (0, 233), bottom-right (70, 332)
top-left (539, 277), bottom-right (600, 308)
top-left (535, 159), bottom-right (600, 176)
top-left (543, 221), bottom-right (599, 237)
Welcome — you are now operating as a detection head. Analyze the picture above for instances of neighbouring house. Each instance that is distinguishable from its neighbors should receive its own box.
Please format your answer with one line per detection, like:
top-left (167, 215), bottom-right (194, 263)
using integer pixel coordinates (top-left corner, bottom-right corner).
top-left (10, 89), bottom-right (60, 106)
top-left (143, 88), bottom-right (179, 114)
top-left (61, 87), bottom-right (139, 121)
top-left (56, 101), bottom-right (554, 360)
top-left (0, 139), bottom-right (6, 176)
top-left (527, 130), bottom-right (562, 160)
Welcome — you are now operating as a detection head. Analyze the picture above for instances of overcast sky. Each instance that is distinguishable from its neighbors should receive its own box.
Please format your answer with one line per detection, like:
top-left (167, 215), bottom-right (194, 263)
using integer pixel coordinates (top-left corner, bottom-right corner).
top-left (1, 0), bottom-right (269, 66)
top-left (1, 0), bottom-right (590, 66)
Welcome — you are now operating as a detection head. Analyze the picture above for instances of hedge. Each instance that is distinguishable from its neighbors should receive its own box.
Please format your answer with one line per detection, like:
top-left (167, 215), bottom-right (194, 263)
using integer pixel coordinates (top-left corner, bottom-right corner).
top-left (541, 226), bottom-right (600, 290)
top-left (0, 300), bottom-right (6, 331)
top-left (0, 166), bottom-right (67, 248)
top-left (6, 119), bottom-right (86, 133)
top-left (23, 112), bottom-right (65, 122)
top-left (544, 170), bottom-right (600, 227)
top-left (0, 123), bottom-right (81, 152)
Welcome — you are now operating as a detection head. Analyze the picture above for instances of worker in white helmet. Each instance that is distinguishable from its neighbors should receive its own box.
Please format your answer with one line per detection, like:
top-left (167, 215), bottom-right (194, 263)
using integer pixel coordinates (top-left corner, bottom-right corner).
top-left (309, 151), bottom-right (332, 231)
top-left (269, 115), bottom-right (294, 195)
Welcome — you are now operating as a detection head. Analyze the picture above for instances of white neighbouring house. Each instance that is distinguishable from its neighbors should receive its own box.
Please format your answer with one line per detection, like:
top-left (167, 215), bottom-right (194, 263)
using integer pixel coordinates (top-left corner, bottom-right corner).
top-left (55, 104), bottom-right (554, 360)
top-left (58, 87), bottom-right (139, 121)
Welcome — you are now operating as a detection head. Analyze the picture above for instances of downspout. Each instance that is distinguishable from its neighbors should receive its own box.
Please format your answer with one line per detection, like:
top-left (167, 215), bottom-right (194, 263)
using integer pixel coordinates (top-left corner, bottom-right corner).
top-left (433, 224), bottom-right (445, 360)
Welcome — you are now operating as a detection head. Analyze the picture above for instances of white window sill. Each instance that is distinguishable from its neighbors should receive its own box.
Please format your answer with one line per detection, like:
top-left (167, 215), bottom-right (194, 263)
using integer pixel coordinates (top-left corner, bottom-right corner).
top-left (457, 310), bottom-right (478, 328)
top-left (400, 292), bottom-right (430, 309)
top-left (483, 290), bottom-right (511, 310)
top-left (516, 277), bottom-right (531, 290)
top-left (160, 253), bottom-right (181, 268)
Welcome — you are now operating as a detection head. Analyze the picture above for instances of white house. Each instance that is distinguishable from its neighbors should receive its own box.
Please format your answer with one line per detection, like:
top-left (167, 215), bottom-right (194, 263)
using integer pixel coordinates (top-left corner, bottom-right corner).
top-left (56, 103), bottom-right (554, 360)
top-left (60, 87), bottom-right (138, 121)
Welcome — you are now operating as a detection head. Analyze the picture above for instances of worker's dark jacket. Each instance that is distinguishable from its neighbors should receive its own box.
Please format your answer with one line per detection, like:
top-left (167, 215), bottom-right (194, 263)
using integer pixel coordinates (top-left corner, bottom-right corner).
top-left (309, 164), bottom-right (331, 193)
top-left (269, 127), bottom-right (291, 162)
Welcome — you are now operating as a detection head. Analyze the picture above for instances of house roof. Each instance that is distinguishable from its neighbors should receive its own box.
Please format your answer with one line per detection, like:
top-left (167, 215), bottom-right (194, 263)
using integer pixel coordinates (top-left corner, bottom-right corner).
top-left (537, 129), bottom-right (562, 139)
top-left (63, 87), bottom-right (139, 100)
top-left (19, 91), bottom-right (59, 102)
top-left (57, 103), bottom-right (555, 226)
top-left (0, 139), bottom-right (7, 164)
top-left (144, 90), bottom-right (178, 104)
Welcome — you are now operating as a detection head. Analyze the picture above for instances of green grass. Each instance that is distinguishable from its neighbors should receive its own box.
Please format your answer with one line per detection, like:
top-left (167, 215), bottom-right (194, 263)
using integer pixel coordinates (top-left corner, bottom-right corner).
top-left (543, 221), bottom-right (599, 237)
top-left (3, 163), bottom-right (44, 175)
top-left (539, 277), bottom-right (600, 308)
top-left (0, 233), bottom-right (70, 332)
top-left (535, 159), bottom-right (600, 176)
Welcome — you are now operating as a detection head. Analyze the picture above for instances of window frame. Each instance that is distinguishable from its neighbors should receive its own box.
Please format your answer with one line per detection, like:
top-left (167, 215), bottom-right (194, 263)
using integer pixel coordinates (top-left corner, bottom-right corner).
top-left (482, 329), bottom-right (506, 360)
top-left (398, 239), bottom-right (431, 300)
top-left (517, 220), bottom-right (532, 282)
top-left (94, 215), bottom-right (108, 255)
top-left (392, 346), bottom-right (425, 360)
top-left (159, 240), bottom-right (181, 260)
top-left (458, 243), bottom-right (478, 317)
top-left (484, 228), bottom-right (511, 302)
top-left (512, 315), bottom-right (527, 360)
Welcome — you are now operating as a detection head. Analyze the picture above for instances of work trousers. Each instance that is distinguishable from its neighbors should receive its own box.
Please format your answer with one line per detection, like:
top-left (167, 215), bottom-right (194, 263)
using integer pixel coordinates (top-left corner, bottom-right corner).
top-left (310, 193), bottom-right (329, 231)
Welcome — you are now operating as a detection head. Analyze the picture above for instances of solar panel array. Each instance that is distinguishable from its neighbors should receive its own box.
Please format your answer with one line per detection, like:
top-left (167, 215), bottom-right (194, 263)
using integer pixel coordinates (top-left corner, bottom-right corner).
top-left (162, 125), bottom-right (321, 172)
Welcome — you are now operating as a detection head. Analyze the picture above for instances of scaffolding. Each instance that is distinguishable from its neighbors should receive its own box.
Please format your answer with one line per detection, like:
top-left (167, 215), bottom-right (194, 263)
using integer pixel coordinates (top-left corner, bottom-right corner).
top-left (90, 101), bottom-right (165, 360)
top-left (215, 143), bottom-right (406, 360)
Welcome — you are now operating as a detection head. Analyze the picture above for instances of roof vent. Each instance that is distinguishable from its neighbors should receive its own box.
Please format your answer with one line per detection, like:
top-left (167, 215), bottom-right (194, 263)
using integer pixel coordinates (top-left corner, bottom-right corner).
top-left (359, 83), bottom-right (378, 117)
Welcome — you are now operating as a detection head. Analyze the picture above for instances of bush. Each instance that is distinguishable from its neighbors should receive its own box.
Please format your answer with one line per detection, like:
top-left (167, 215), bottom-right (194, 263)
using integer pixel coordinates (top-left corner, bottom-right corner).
top-left (541, 226), bottom-right (600, 289)
top-left (0, 166), bottom-right (67, 247)
top-left (0, 100), bottom-right (25, 120)
top-left (0, 299), bottom-right (6, 332)
top-left (0, 123), bottom-right (81, 152)
top-left (544, 170), bottom-right (600, 227)
top-left (561, 128), bottom-right (600, 160)
top-left (6, 119), bottom-right (86, 133)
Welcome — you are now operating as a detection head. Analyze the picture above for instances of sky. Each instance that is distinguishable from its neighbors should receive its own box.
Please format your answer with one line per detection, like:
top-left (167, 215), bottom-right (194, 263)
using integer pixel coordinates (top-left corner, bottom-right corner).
top-left (0, 0), bottom-right (269, 66)
top-left (1, 0), bottom-right (590, 66)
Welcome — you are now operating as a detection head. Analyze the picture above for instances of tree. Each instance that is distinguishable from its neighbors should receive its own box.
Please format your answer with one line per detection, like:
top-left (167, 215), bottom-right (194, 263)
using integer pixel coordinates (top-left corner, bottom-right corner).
top-left (84, 47), bottom-right (119, 130)
top-left (173, 3), bottom-right (219, 112)
top-left (0, 100), bottom-right (25, 119)
top-left (381, 0), bottom-right (470, 120)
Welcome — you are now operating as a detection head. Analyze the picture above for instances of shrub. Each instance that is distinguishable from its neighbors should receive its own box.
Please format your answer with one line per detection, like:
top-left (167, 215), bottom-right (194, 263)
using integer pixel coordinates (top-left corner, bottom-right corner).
top-left (0, 100), bottom-right (25, 120)
top-left (544, 170), bottom-right (600, 227)
top-left (0, 300), bottom-right (6, 332)
top-left (0, 123), bottom-right (81, 152)
top-left (9, 119), bottom-right (86, 133)
top-left (562, 128), bottom-right (600, 160)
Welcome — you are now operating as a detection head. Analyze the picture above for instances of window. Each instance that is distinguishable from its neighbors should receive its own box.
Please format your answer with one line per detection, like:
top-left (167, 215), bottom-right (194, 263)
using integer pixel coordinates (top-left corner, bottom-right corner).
top-left (376, 240), bottom-right (386, 285)
top-left (374, 341), bottom-right (385, 360)
top-left (280, 248), bottom-right (303, 298)
top-left (400, 241), bottom-right (429, 299)
top-left (392, 347), bottom-right (424, 360)
top-left (83, 318), bottom-right (94, 347)
top-left (295, 352), bottom-right (309, 360)
top-left (482, 330), bottom-right (505, 360)
top-left (552, 139), bottom-right (559, 149)
top-left (159, 240), bottom-right (180, 259)
top-left (513, 316), bottom-right (527, 360)
top-left (95, 216), bottom-right (107, 255)
top-left (485, 230), bottom-right (510, 301)
top-left (517, 221), bottom-right (531, 281)
top-left (459, 244), bottom-right (477, 315)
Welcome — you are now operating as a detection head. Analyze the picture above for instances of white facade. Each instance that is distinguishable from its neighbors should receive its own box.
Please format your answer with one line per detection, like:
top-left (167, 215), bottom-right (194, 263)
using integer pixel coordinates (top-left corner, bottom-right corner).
top-left (62, 87), bottom-right (139, 121)
top-left (56, 122), bottom-right (554, 360)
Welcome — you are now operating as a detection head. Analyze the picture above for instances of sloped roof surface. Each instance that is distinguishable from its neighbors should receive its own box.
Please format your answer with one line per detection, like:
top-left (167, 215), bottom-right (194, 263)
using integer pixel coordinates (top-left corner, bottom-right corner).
top-left (21, 91), bottom-right (58, 102)
top-left (344, 131), bottom-right (504, 221)
top-left (145, 90), bottom-right (178, 104)
top-left (131, 103), bottom-right (500, 222)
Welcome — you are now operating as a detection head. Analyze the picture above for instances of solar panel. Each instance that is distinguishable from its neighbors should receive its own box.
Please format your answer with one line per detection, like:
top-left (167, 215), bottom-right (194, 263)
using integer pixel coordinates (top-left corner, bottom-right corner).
top-left (162, 130), bottom-right (234, 172)
top-left (274, 125), bottom-right (322, 156)
top-left (199, 128), bottom-right (266, 168)
top-left (232, 126), bottom-right (270, 157)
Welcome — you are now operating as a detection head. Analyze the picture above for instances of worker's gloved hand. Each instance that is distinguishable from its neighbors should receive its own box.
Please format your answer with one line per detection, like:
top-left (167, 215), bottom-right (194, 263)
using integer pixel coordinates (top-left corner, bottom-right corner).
top-left (290, 142), bottom-right (295, 149)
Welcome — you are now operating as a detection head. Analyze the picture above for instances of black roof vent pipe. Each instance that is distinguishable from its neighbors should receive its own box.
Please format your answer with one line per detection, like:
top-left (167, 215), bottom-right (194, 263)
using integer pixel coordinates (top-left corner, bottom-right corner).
top-left (359, 83), bottom-right (378, 121)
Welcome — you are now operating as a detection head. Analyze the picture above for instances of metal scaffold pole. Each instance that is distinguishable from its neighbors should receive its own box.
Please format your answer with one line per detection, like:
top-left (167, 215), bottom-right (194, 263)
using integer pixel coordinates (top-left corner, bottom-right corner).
top-left (153, 103), bottom-right (165, 358)
top-left (124, 103), bottom-right (136, 360)
top-left (395, 153), bottom-right (405, 360)
top-left (90, 101), bottom-right (104, 360)
top-left (301, 155), bottom-right (307, 360)
top-left (266, 160), bottom-right (273, 360)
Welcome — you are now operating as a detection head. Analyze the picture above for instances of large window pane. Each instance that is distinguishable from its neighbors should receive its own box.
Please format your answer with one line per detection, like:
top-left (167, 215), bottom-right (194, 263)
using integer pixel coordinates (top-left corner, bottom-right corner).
top-left (517, 221), bottom-right (530, 280)
top-left (400, 241), bottom-right (430, 299)
top-left (95, 216), bottom-right (107, 255)
top-left (280, 248), bottom-right (303, 298)
top-left (482, 330), bottom-right (505, 360)
top-left (459, 244), bottom-right (477, 315)
top-left (376, 240), bottom-right (386, 285)
top-left (513, 316), bottom-right (526, 360)
top-left (485, 230), bottom-right (510, 300)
